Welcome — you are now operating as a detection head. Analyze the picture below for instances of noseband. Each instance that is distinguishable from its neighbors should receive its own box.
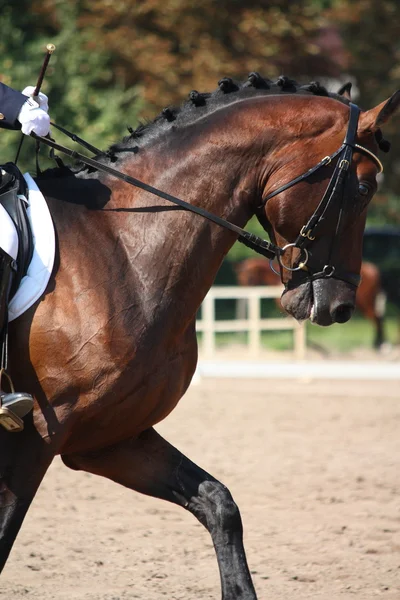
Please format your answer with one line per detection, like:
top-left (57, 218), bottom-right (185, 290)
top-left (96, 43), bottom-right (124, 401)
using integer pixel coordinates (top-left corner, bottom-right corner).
top-left (257, 103), bottom-right (383, 288)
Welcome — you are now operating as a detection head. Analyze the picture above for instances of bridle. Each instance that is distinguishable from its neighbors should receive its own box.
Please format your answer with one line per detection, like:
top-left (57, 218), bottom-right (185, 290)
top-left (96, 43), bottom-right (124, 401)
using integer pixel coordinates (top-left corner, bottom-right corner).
top-left (257, 102), bottom-right (383, 288)
top-left (31, 103), bottom-right (382, 287)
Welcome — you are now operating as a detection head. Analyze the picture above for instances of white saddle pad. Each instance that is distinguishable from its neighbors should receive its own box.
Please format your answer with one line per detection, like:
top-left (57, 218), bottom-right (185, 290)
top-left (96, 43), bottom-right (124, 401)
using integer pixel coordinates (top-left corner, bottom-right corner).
top-left (8, 173), bottom-right (55, 321)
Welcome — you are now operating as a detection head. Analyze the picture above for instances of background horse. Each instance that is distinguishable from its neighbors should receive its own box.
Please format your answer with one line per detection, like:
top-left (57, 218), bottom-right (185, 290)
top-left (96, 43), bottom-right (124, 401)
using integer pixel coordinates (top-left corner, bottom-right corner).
top-left (1, 74), bottom-right (398, 599)
top-left (235, 257), bottom-right (386, 348)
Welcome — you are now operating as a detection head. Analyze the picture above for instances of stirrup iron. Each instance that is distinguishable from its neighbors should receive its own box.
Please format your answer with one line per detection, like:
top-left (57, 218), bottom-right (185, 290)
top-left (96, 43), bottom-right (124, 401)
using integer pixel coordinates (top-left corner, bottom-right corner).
top-left (0, 369), bottom-right (33, 432)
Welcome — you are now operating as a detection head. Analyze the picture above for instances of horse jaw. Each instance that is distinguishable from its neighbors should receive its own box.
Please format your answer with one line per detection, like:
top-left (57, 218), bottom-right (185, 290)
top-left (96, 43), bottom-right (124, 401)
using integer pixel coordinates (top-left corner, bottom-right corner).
top-left (281, 279), bottom-right (356, 326)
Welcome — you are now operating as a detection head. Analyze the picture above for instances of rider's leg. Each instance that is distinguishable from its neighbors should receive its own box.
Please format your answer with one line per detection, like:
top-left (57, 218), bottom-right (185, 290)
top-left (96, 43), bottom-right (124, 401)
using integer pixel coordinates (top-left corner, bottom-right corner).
top-left (0, 204), bottom-right (18, 263)
top-left (0, 205), bottom-right (33, 428)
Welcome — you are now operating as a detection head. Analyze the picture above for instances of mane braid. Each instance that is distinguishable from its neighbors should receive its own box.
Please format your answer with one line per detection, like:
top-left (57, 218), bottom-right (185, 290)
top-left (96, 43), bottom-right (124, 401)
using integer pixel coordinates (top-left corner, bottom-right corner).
top-left (66, 73), bottom-right (351, 174)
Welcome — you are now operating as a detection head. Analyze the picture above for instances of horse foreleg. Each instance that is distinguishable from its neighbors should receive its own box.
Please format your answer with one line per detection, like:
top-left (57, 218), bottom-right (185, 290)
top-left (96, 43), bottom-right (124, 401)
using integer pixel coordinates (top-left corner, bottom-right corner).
top-left (0, 423), bottom-right (55, 572)
top-left (373, 315), bottom-right (385, 349)
top-left (63, 427), bottom-right (258, 600)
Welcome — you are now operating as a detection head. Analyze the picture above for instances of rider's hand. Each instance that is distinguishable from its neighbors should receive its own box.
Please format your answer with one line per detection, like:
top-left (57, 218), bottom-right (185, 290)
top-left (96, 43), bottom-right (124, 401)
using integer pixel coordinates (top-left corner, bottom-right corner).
top-left (21, 86), bottom-right (49, 112)
top-left (17, 87), bottom-right (50, 137)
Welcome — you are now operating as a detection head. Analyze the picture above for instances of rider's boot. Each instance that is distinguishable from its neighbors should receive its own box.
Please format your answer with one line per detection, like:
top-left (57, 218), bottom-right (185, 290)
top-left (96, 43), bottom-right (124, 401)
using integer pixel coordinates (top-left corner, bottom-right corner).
top-left (0, 247), bottom-right (34, 432)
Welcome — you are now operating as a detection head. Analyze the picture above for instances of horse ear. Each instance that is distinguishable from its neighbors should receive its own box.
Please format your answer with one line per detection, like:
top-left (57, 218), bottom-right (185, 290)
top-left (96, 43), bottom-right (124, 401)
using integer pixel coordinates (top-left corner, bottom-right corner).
top-left (337, 82), bottom-right (352, 100)
top-left (359, 91), bottom-right (400, 132)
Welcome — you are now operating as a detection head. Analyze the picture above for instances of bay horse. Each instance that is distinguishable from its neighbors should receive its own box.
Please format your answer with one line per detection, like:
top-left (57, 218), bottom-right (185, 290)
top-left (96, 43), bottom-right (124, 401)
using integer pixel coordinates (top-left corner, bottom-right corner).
top-left (235, 257), bottom-right (386, 348)
top-left (1, 74), bottom-right (399, 599)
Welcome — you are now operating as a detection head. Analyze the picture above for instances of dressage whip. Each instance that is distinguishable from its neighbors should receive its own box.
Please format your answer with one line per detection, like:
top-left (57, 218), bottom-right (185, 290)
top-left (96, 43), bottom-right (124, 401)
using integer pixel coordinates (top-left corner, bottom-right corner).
top-left (15, 43), bottom-right (56, 165)
top-left (33, 43), bottom-right (56, 97)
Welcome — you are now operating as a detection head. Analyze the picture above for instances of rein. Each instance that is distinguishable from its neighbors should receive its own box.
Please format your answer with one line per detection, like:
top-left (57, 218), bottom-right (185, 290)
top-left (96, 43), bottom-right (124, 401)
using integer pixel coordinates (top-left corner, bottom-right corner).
top-left (31, 131), bottom-right (281, 261)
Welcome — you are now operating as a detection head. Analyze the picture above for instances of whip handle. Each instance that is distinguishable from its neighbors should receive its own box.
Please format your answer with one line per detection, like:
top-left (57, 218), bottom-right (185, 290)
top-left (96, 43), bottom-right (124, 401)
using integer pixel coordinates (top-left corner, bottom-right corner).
top-left (33, 43), bottom-right (56, 97)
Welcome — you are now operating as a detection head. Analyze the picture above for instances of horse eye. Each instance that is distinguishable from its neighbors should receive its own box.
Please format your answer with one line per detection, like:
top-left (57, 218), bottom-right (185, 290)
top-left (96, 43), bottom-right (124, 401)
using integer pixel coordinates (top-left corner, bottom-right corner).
top-left (358, 183), bottom-right (370, 196)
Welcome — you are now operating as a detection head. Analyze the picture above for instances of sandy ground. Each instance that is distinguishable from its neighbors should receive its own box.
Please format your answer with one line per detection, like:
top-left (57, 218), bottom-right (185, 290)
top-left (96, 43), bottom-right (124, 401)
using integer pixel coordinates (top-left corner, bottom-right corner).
top-left (1, 376), bottom-right (400, 600)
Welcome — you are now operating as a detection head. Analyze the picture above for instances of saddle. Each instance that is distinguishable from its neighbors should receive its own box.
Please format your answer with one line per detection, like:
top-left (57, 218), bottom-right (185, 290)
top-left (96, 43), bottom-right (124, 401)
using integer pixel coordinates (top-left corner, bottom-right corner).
top-left (0, 164), bottom-right (35, 432)
top-left (0, 162), bottom-right (34, 297)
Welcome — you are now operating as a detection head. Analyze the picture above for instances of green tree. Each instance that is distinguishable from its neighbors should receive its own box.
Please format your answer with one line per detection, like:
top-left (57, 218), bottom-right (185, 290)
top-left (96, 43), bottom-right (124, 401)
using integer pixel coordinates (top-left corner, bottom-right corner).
top-left (3, 0), bottom-right (397, 229)
top-left (331, 0), bottom-right (400, 225)
top-left (74, 0), bottom-right (343, 115)
top-left (0, 1), bottom-right (142, 171)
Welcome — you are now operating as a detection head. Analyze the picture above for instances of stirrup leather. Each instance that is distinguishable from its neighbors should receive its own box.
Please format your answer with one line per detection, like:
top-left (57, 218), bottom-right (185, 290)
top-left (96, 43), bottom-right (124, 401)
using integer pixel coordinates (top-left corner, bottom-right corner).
top-left (0, 369), bottom-right (24, 432)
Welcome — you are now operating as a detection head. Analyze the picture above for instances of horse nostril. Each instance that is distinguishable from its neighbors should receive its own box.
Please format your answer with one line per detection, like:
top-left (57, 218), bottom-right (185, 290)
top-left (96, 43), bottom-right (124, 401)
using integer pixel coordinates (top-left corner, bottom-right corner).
top-left (331, 303), bottom-right (354, 324)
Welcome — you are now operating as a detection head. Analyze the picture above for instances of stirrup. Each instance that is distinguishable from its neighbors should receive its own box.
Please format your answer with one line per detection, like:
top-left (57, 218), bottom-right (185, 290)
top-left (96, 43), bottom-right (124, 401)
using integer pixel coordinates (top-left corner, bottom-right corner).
top-left (0, 406), bottom-right (24, 432)
top-left (0, 369), bottom-right (33, 432)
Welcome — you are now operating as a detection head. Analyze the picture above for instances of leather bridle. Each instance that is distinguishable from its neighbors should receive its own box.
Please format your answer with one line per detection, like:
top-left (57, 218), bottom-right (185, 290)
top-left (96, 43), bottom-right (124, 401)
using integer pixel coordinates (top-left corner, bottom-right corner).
top-left (31, 103), bottom-right (382, 285)
top-left (257, 102), bottom-right (383, 288)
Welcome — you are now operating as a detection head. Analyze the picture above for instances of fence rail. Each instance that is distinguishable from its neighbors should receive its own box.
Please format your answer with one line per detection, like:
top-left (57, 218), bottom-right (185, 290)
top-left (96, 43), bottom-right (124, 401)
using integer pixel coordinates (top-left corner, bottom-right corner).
top-left (196, 286), bottom-right (306, 359)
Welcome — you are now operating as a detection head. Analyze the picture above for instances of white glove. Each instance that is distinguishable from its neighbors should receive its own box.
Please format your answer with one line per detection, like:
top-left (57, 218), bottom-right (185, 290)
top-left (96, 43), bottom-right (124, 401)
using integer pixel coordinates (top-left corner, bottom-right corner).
top-left (17, 97), bottom-right (50, 136)
top-left (21, 86), bottom-right (49, 112)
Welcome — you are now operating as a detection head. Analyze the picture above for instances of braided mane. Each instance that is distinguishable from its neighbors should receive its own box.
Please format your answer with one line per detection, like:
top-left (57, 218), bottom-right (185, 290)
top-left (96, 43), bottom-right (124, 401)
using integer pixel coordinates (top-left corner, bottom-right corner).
top-left (54, 72), bottom-right (386, 179)
top-left (107, 73), bottom-right (349, 158)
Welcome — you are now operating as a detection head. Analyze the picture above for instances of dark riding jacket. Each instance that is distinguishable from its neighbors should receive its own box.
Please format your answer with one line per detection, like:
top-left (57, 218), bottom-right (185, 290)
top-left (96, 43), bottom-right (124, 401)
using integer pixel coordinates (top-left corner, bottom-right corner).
top-left (0, 83), bottom-right (26, 130)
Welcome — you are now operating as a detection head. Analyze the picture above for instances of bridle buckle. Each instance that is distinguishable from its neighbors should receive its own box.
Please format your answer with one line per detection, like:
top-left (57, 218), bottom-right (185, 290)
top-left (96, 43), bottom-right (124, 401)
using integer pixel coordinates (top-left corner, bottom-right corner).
top-left (322, 265), bottom-right (336, 277)
top-left (300, 226), bottom-right (315, 241)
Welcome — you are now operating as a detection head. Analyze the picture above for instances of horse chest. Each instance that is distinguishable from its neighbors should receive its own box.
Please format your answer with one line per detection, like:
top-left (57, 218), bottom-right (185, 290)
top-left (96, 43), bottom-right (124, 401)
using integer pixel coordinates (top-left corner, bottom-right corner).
top-left (27, 307), bottom-right (198, 453)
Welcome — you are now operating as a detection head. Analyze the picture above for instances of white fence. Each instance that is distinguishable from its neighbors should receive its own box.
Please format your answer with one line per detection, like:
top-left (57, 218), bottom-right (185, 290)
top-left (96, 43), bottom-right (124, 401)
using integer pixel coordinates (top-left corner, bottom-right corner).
top-left (196, 286), bottom-right (306, 360)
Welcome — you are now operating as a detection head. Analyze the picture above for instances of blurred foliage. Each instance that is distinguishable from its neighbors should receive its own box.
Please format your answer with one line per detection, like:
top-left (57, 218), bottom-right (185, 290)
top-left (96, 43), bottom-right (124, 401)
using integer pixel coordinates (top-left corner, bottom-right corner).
top-left (0, 1), bottom-right (142, 170)
top-left (0, 0), bottom-right (345, 170)
top-left (329, 0), bottom-right (400, 227)
top-left (0, 0), bottom-right (399, 251)
top-left (363, 228), bottom-right (400, 308)
top-left (73, 0), bottom-right (342, 114)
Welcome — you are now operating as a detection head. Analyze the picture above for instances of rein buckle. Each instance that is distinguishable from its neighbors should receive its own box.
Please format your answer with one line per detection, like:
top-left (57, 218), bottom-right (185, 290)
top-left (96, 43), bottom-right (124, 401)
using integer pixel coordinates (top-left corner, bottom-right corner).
top-left (322, 265), bottom-right (336, 277)
top-left (300, 226), bottom-right (315, 241)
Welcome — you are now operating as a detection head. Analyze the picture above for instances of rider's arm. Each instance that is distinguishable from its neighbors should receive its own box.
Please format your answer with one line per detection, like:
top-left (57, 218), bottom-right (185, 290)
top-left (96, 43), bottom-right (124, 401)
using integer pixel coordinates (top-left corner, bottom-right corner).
top-left (0, 82), bottom-right (27, 129)
top-left (0, 82), bottom-right (50, 136)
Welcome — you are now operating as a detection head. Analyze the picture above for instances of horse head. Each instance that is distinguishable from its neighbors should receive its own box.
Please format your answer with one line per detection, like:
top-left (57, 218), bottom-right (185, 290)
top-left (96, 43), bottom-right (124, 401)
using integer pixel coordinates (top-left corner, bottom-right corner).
top-left (257, 92), bottom-right (400, 326)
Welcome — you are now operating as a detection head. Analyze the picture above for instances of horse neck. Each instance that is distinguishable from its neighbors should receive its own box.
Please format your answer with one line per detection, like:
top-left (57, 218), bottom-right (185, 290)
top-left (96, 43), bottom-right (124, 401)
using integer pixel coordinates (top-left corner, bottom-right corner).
top-left (89, 96), bottom-right (342, 325)
top-left (105, 109), bottom-right (269, 317)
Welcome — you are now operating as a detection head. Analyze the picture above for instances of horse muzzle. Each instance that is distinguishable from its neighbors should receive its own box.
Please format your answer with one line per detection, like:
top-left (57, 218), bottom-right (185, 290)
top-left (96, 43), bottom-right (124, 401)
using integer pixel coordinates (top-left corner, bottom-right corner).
top-left (281, 277), bottom-right (356, 326)
top-left (310, 278), bottom-right (356, 326)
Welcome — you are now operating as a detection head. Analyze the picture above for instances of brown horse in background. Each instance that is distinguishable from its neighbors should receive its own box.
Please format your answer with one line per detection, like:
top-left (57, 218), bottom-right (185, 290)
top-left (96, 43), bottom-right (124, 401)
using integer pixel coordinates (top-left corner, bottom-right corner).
top-left (1, 74), bottom-right (399, 599)
top-left (235, 258), bottom-right (386, 348)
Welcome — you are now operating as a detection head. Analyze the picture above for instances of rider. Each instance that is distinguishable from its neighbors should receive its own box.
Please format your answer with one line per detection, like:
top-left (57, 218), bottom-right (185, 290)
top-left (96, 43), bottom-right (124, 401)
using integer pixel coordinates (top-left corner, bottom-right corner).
top-left (0, 82), bottom-right (50, 428)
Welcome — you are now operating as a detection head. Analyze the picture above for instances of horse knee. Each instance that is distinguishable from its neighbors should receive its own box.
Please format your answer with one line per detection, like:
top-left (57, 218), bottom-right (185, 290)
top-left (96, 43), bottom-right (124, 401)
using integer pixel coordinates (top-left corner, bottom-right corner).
top-left (191, 480), bottom-right (243, 535)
